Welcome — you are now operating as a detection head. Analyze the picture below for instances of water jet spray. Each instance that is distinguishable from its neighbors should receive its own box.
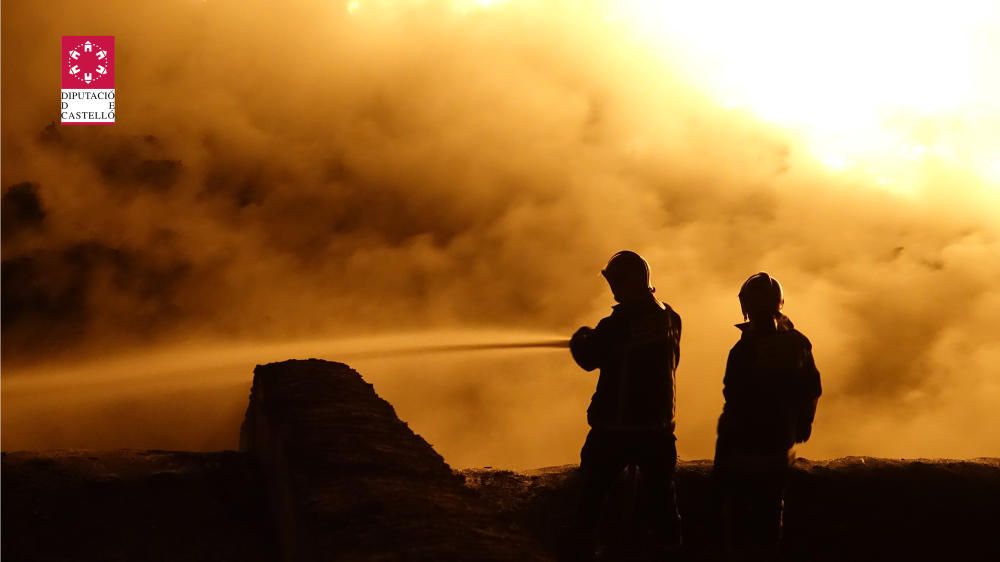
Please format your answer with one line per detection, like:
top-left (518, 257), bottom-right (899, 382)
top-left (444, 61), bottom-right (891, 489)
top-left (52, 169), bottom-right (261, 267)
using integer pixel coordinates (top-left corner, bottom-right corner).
top-left (343, 338), bottom-right (570, 359)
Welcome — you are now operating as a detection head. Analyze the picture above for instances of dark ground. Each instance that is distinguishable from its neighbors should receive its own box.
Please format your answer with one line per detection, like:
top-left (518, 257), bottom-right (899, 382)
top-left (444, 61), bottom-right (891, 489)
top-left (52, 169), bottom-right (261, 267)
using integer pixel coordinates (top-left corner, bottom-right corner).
top-left (1, 449), bottom-right (275, 562)
top-left (464, 457), bottom-right (1000, 561)
top-left (4, 359), bottom-right (1000, 561)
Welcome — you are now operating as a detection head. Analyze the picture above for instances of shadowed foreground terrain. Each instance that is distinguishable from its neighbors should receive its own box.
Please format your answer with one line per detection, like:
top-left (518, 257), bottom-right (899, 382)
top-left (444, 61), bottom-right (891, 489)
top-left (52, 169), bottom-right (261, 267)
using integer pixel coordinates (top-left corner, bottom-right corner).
top-left (2, 449), bottom-right (275, 562)
top-left (4, 359), bottom-right (1000, 561)
top-left (466, 457), bottom-right (1000, 561)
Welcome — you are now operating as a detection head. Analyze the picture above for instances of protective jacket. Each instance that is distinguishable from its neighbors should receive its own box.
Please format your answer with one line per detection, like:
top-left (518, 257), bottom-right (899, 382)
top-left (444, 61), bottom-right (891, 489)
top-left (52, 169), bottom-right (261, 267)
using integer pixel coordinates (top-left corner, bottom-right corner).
top-left (571, 295), bottom-right (681, 432)
top-left (715, 315), bottom-right (821, 465)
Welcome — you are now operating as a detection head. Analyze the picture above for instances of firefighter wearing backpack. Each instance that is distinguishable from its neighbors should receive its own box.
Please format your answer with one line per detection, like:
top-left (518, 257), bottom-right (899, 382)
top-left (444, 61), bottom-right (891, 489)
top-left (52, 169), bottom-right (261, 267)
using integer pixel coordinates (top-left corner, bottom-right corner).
top-left (570, 250), bottom-right (683, 558)
top-left (713, 272), bottom-right (822, 560)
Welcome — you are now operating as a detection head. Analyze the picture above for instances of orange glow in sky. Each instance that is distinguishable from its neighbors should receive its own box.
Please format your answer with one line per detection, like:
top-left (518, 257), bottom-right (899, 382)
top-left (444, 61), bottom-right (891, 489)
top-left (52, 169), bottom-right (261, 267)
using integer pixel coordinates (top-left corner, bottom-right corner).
top-left (611, 0), bottom-right (1000, 194)
top-left (348, 0), bottom-right (1000, 195)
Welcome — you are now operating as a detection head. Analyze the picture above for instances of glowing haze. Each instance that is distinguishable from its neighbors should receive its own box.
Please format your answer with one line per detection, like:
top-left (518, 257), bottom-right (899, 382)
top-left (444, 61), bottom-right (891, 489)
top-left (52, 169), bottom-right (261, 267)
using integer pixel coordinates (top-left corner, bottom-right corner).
top-left (2, 0), bottom-right (998, 467)
top-left (614, 0), bottom-right (1000, 193)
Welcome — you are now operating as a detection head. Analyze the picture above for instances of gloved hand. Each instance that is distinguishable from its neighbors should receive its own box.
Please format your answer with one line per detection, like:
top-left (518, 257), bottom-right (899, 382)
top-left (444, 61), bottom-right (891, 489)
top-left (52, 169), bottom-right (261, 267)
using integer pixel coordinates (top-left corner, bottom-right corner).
top-left (795, 423), bottom-right (813, 444)
top-left (570, 326), bottom-right (599, 371)
top-left (795, 398), bottom-right (819, 443)
top-left (572, 326), bottom-right (594, 347)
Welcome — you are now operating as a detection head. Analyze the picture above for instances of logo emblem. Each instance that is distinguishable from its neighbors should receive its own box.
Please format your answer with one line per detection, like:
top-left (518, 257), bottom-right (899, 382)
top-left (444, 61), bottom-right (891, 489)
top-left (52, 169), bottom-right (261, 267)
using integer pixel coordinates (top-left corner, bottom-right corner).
top-left (61, 36), bottom-right (115, 125)
top-left (66, 40), bottom-right (112, 85)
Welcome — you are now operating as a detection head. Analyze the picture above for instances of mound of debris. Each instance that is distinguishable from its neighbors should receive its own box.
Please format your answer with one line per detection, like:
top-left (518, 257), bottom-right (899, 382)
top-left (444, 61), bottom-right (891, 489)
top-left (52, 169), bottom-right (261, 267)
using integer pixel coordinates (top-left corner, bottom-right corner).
top-left (240, 359), bottom-right (550, 561)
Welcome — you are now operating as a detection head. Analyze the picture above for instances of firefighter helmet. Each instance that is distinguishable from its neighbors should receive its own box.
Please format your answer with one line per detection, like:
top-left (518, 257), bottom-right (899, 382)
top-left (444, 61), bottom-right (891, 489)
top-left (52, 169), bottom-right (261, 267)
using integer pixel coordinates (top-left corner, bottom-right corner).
top-left (738, 272), bottom-right (783, 320)
top-left (601, 250), bottom-right (652, 294)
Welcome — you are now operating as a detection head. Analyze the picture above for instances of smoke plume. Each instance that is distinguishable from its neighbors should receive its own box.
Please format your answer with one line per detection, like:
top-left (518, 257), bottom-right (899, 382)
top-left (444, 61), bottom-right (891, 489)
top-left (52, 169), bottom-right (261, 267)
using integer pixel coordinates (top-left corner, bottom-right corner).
top-left (3, 0), bottom-right (999, 467)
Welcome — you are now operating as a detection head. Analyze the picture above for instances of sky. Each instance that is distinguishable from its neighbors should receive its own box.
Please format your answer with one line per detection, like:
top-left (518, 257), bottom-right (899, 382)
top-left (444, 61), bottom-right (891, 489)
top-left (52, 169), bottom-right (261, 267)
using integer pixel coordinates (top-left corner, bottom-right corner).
top-left (2, 0), bottom-right (999, 467)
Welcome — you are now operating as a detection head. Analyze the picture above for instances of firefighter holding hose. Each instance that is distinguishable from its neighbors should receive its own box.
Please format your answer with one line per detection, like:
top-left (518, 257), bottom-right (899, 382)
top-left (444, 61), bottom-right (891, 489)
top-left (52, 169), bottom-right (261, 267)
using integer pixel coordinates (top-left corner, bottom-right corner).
top-left (570, 250), bottom-right (683, 558)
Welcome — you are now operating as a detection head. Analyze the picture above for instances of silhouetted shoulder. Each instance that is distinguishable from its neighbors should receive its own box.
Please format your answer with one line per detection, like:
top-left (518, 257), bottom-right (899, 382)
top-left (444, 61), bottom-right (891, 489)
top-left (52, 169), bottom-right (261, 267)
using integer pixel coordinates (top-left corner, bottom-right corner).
top-left (784, 328), bottom-right (813, 351)
top-left (660, 301), bottom-right (681, 326)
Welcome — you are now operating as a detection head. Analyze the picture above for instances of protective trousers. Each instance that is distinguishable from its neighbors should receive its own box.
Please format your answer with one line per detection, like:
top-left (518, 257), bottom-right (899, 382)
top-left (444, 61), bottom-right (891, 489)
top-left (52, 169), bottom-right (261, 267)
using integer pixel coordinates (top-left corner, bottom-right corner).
top-left (577, 428), bottom-right (681, 544)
